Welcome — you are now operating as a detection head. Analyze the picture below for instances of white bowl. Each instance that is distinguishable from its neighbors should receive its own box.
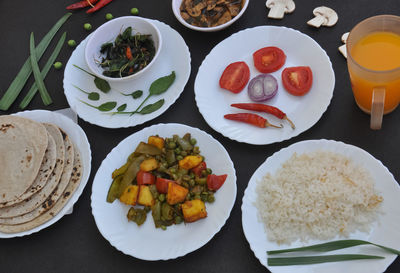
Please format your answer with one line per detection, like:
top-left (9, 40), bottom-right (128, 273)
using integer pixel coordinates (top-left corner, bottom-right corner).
top-left (172, 0), bottom-right (249, 32)
top-left (84, 16), bottom-right (162, 82)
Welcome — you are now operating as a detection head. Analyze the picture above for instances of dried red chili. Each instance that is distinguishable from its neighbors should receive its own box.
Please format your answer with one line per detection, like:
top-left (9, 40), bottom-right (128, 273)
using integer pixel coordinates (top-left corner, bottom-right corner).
top-left (66, 0), bottom-right (99, 10)
top-left (224, 113), bottom-right (282, 128)
top-left (86, 0), bottom-right (114, 13)
top-left (231, 103), bottom-right (295, 129)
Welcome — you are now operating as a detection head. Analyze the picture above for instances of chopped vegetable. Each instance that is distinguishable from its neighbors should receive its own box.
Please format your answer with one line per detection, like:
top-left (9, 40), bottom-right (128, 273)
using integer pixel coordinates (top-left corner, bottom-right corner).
top-left (167, 183), bottom-right (189, 205)
top-left (224, 113), bottom-right (282, 128)
top-left (281, 66), bottom-right (313, 96)
top-left (253, 46), bottom-right (286, 73)
top-left (268, 254), bottom-right (383, 266)
top-left (29, 33), bottom-right (52, 106)
top-left (191, 161), bottom-right (207, 177)
top-left (136, 171), bottom-right (156, 185)
top-left (231, 103), bottom-right (295, 129)
top-left (265, 0), bottom-right (295, 19)
top-left (156, 177), bottom-right (175, 194)
top-left (0, 13), bottom-right (71, 111)
top-left (119, 185), bottom-right (139, 205)
top-left (137, 185), bottom-right (155, 206)
top-left (84, 23), bottom-right (92, 31)
top-left (140, 158), bottom-right (159, 172)
top-left (86, 0), bottom-right (114, 13)
top-left (207, 174), bottom-right (227, 191)
top-left (130, 7), bottom-right (139, 15)
top-left (247, 74), bottom-right (278, 102)
top-left (182, 200), bottom-right (207, 222)
top-left (219, 61), bottom-right (250, 93)
top-left (127, 207), bottom-right (147, 226)
top-left (179, 155), bottom-right (203, 170)
top-left (53, 61), bottom-right (63, 70)
top-left (148, 136), bottom-right (164, 149)
top-left (67, 39), bottom-right (77, 47)
top-left (66, 0), bottom-right (99, 10)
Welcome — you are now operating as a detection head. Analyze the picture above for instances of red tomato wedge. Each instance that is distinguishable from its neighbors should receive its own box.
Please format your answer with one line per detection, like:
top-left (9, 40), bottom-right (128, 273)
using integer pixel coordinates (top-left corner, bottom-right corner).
top-left (136, 171), bottom-right (155, 185)
top-left (282, 66), bottom-right (313, 96)
top-left (253, 47), bottom-right (286, 73)
top-left (207, 174), bottom-right (227, 191)
top-left (219, 61), bottom-right (250, 93)
top-left (155, 177), bottom-right (175, 194)
top-left (191, 161), bottom-right (207, 177)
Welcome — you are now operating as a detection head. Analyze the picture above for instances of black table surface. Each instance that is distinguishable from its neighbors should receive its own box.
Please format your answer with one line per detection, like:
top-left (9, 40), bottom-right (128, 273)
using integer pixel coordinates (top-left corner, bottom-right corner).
top-left (1, 0), bottom-right (399, 272)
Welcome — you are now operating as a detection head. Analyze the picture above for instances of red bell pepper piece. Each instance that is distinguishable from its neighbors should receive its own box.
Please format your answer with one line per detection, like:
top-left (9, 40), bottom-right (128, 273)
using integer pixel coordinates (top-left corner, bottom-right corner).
top-left (156, 177), bottom-right (175, 194)
top-left (86, 0), bottom-right (114, 13)
top-left (191, 161), bottom-right (207, 177)
top-left (224, 113), bottom-right (282, 129)
top-left (136, 171), bottom-right (155, 185)
top-left (207, 174), bottom-right (227, 191)
top-left (66, 0), bottom-right (99, 10)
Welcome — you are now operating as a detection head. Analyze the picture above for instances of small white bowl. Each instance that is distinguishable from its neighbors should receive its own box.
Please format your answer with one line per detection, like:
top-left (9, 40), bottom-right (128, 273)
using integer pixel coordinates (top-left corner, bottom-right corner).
top-left (172, 0), bottom-right (249, 32)
top-left (85, 16), bottom-right (162, 82)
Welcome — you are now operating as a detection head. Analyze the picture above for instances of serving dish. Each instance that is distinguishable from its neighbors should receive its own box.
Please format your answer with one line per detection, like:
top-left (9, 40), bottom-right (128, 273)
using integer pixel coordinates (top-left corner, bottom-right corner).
top-left (171, 0), bottom-right (249, 32)
top-left (91, 123), bottom-right (237, 260)
top-left (242, 139), bottom-right (400, 272)
top-left (195, 26), bottom-right (335, 145)
top-left (85, 16), bottom-right (162, 82)
top-left (63, 19), bottom-right (191, 128)
top-left (0, 110), bottom-right (92, 238)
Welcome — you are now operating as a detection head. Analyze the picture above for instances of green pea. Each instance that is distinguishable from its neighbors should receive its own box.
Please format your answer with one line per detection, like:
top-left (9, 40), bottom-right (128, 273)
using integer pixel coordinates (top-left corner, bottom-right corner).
top-left (190, 138), bottom-right (197, 145)
top-left (53, 62), bottom-right (63, 70)
top-left (84, 23), bottom-right (92, 31)
top-left (207, 194), bottom-right (215, 203)
top-left (189, 179), bottom-right (195, 187)
top-left (167, 141), bottom-right (176, 149)
top-left (144, 206), bottom-right (151, 213)
top-left (160, 225), bottom-right (167, 230)
top-left (194, 194), bottom-right (201, 200)
top-left (130, 8), bottom-right (139, 15)
top-left (176, 155), bottom-right (183, 161)
top-left (67, 39), bottom-right (76, 47)
top-left (189, 172), bottom-right (195, 179)
top-left (201, 170), bottom-right (207, 177)
top-left (105, 13), bottom-right (113, 20)
top-left (182, 175), bottom-right (191, 181)
top-left (172, 173), bottom-right (178, 181)
top-left (193, 146), bottom-right (200, 154)
top-left (206, 168), bottom-right (212, 174)
top-left (175, 216), bottom-right (183, 224)
top-left (158, 194), bottom-right (165, 202)
top-left (169, 167), bottom-right (177, 173)
top-left (182, 182), bottom-right (189, 188)
top-left (180, 151), bottom-right (187, 157)
top-left (174, 147), bottom-right (181, 154)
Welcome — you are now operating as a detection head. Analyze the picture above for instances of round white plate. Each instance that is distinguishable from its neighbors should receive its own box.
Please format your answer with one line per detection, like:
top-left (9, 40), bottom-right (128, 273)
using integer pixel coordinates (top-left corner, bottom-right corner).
top-left (63, 19), bottom-right (191, 128)
top-left (195, 26), bottom-right (335, 145)
top-left (91, 123), bottom-right (237, 260)
top-left (0, 110), bottom-right (92, 238)
top-left (242, 139), bottom-right (400, 273)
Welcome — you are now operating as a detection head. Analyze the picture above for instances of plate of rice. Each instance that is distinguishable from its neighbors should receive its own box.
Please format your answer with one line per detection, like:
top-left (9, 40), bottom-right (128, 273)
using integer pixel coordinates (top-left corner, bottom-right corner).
top-left (241, 139), bottom-right (400, 273)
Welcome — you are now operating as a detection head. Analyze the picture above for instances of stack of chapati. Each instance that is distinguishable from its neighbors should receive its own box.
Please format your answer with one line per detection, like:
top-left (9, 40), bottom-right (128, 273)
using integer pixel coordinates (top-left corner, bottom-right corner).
top-left (0, 115), bottom-right (83, 234)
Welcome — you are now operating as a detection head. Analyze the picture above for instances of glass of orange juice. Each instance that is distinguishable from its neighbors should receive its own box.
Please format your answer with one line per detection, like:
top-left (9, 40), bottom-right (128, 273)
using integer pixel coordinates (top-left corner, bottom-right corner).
top-left (347, 15), bottom-right (400, 129)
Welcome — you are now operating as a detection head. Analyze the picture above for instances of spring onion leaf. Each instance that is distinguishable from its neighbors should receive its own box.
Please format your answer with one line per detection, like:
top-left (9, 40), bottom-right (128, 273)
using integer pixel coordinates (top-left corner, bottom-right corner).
top-left (268, 254), bottom-right (384, 266)
top-left (267, 240), bottom-right (400, 255)
top-left (0, 13), bottom-right (71, 110)
top-left (29, 33), bottom-right (52, 105)
top-left (20, 32), bottom-right (67, 109)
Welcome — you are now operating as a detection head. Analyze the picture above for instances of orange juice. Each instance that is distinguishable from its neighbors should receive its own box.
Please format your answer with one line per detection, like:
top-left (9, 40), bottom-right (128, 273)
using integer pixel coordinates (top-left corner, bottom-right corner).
top-left (349, 31), bottom-right (400, 113)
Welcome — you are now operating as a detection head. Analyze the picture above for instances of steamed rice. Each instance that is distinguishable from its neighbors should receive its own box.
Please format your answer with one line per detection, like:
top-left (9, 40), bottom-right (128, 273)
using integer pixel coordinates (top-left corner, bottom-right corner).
top-left (256, 151), bottom-right (383, 245)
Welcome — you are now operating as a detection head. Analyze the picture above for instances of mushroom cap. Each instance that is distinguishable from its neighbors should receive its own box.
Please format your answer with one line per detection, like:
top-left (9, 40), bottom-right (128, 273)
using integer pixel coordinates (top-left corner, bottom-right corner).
top-left (266, 0), bottom-right (295, 13)
top-left (341, 32), bottom-right (349, 43)
top-left (313, 6), bottom-right (338, 26)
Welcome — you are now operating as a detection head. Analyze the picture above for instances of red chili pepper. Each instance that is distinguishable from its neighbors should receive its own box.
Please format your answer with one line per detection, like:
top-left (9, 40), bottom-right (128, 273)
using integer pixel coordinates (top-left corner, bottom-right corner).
top-left (231, 103), bottom-right (295, 129)
top-left (66, 0), bottom-right (99, 10)
top-left (126, 46), bottom-right (133, 60)
top-left (86, 0), bottom-right (114, 13)
top-left (224, 113), bottom-right (282, 128)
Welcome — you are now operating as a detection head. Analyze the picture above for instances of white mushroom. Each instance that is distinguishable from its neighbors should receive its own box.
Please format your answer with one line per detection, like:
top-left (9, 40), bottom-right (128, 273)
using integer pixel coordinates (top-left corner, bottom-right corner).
top-left (338, 32), bottom-right (349, 58)
top-left (265, 0), bottom-right (295, 19)
top-left (307, 6), bottom-right (338, 28)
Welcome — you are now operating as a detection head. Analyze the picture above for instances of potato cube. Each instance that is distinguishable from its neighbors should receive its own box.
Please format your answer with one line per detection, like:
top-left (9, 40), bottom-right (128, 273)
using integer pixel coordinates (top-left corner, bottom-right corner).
top-left (179, 155), bottom-right (203, 170)
top-left (119, 185), bottom-right (139, 205)
top-left (148, 136), bottom-right (165, 149)
top-left (182, 200), bottom-right (207, 223)
top-left (140, 158), bottom-right (159, 172)
top-left (167, 183), bottom-right (188, 205)
top-left (137, 185), bottom-right (155, 206)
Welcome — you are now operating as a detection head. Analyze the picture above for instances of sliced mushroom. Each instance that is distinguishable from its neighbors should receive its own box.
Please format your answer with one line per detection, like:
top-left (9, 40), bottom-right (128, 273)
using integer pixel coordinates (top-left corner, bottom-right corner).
top-left (338, 32), bottom-right (349, 58)
top-left (307, 6), bottom-right (338, 28)
top-left (226, 2), bottom-right (241, 16)
top-left (186, 0), bottom-right (207, 17)
top-left (265, 0), bottom-right (295, 19)
top-left (212, 10), bottom-right (232, 26)
top-left (207, 0), bottom-right (217, 10)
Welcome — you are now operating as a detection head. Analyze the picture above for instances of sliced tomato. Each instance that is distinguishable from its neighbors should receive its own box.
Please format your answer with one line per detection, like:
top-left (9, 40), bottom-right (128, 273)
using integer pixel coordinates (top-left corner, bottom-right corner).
top-left (282, 66), bottom-right (313, 96)
top-left (207, 174), bottom-right (227, 191)
top-left (191, 161), bottom-right (207, 177)
top-left (253, 47), bottom-right (286, 73)
top-left (155, 177), bottom-right (175, 194)
top-left (219, 61), bottom-right (250, 93)
top-left (136, 171), bottom-right (155, 185)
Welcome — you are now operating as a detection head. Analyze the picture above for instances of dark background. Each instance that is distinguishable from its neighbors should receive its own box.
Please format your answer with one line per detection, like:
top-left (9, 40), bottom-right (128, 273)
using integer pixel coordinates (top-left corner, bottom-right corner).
top-left (0, 0), bottom-right (399, 272)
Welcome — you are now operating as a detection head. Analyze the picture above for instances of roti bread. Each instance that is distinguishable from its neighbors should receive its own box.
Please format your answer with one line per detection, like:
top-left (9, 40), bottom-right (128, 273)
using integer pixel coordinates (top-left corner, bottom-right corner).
top-left (0, 129), bottom-right (74, 225)
top-left (0, 131), bottom-right (57, 207)
top-left (0, 116), bottom-right (48, 203)
top-left (0, 123), bottom-right (65, 218)
top-left (0, 146), bottom-right (83, 233)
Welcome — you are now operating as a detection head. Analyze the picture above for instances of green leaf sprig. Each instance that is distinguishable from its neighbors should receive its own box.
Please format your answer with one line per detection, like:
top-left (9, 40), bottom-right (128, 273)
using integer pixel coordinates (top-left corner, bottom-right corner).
top-left (73, 64), bottom-right (111, 93)
top-left (79, 100), bottom-right (117, 112)
top-left (73, 84), bottom-right (100, 101)
top-left (267, 239), bottom-right (400, 266)
top-left (120, 90), bottom-right (143, 99)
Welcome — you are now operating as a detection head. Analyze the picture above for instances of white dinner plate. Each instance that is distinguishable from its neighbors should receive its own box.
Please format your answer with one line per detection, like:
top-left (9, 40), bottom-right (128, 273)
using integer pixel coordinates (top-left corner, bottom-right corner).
top-left (63, 19), bottom-right (191, 128)
top-left (242, 139), bottom-right (400, 273)
top-left (195, 26), bottom-right (335, 145)
top-left (0, 110), bottom-right (92, 238)
top-left (91, 123), bottom-right (237, 260)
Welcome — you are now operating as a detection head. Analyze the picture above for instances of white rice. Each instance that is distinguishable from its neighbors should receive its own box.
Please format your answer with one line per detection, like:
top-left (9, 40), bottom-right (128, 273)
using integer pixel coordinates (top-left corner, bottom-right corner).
top-left (255, 151), bottom-right (383, 245)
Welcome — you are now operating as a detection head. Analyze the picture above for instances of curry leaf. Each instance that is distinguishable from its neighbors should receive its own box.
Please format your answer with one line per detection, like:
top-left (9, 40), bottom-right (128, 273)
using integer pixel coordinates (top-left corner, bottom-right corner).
top-left (149, 71), bottom-right (176, 96)
top-left (138, 99), bottom-right (164, 114)
top-left (117, 104), bottom-right (127, 112)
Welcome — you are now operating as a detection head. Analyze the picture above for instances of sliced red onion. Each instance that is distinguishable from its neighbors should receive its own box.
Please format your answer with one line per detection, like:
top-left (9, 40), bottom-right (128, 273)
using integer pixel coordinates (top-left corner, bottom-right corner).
top-left (247, 74), bottom-right (278, 102)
